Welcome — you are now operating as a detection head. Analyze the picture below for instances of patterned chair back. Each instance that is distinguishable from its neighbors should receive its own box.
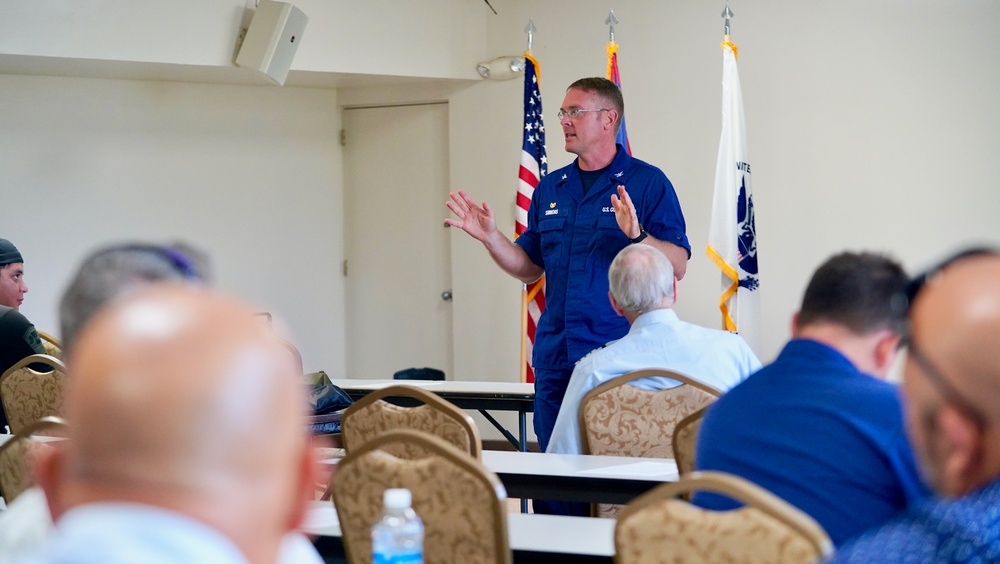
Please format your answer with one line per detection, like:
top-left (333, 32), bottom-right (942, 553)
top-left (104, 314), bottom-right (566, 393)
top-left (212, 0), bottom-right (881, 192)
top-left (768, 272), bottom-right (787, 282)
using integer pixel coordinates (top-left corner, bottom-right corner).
top-left (614, 471), bottom-right (834, 564)
top-left (0, 416), bottom-right (68, 503)
top-left (672, 406), bottom-right (708, 477)
top-left (1, 354), bottom-right (67, 434)
top-left (580, 369), bottom-right (721, 518)
top-left (36, 330), bottom-right (62, 359)
top-left (341, 385), bottom-right (481, 460)
top-left (332, 429), bottom-right (511, 564)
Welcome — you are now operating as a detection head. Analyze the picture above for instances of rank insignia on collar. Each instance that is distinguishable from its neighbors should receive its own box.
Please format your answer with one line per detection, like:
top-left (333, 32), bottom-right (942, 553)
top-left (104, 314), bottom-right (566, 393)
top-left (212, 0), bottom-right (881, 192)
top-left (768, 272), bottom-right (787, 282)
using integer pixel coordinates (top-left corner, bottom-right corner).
top-left (614, 171), bottom-right (624, 178)
top-left (561, 174), bottom-right (568, 180)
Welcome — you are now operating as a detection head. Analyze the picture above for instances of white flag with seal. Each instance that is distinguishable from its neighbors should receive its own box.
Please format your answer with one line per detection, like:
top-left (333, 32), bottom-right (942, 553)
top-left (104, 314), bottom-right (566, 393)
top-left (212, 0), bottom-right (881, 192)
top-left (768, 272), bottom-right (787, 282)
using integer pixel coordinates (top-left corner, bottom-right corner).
top-left (707, 39), bottom-right (761, 355)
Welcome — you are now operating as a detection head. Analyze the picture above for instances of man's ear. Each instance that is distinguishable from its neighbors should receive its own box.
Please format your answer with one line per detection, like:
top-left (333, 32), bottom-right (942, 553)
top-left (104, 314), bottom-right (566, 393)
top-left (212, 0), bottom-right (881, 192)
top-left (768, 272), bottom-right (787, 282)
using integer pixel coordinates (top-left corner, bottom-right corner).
top-left (935, 405), bottom-right (983, 497)
top-left (608, 291), bottom-right (625, 318)
top-left (286, 439), bottom-right (326, 533)
top-left (790, 312), bottom-right (800, 337)
top-left (33, 444), bottom-right (65, 520)
top-left (873, 330), bottom-right (902, 375)
top-left (606, 110), bottom-right (619, 132)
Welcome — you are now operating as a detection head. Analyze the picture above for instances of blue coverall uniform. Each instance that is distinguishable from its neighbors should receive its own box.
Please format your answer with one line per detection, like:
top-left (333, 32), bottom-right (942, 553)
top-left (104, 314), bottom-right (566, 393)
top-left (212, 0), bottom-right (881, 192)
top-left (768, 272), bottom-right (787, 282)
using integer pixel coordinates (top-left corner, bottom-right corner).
top-left (514, 144), bottom-right (690, 451)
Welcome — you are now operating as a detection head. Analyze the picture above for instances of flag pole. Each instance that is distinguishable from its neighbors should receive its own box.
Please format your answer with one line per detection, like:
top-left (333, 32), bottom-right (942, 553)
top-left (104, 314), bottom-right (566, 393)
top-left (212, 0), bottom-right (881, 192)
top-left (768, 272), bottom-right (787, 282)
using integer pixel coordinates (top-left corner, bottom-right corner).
top-left (524, 18), bottom-right (535, 54)
top-left (519, 17), bottom-right (537, 385)
top-left (722, 1), bottom-right (733, 40)
top-left (721, 2), bottom-right (738, 60)
top-left (605, 9), bottom-right (618, 43)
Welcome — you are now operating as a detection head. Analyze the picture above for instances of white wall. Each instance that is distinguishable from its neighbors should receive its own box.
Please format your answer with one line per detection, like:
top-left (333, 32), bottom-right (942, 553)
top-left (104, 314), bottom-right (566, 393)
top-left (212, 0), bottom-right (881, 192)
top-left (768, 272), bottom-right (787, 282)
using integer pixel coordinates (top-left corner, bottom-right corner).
top-left (0, 74), bottom-right (345, 375)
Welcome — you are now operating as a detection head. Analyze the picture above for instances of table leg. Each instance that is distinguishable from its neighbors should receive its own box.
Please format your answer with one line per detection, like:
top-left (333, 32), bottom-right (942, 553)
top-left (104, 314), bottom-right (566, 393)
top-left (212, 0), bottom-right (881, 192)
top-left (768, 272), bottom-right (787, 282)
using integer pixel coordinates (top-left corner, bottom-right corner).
top-left (519, 407), bottom-right (529, 513)
top-left (478, 409), bottom-right (521, 451)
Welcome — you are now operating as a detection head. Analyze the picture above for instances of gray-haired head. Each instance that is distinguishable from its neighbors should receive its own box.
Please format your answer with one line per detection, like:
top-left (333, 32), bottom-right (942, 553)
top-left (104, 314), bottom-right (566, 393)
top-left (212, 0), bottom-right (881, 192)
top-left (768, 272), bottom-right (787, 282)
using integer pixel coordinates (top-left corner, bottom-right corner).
top-left (608, 244), bottom-right (676, 317)
top-left (59, 243), bottom-right (208, 353)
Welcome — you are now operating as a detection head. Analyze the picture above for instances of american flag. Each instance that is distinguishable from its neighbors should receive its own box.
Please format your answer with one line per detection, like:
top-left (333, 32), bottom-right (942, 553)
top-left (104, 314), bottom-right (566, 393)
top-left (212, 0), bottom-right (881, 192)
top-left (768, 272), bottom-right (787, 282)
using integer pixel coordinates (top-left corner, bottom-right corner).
top-left (517, 54), bottom-right (547, 384)
top-left (606, 41), bottom-right (632, 155)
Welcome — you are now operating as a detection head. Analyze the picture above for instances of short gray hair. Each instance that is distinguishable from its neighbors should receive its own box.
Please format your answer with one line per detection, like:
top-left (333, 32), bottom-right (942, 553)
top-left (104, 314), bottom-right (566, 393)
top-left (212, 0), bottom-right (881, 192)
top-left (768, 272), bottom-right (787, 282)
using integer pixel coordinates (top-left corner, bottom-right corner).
top-left (59, 243), bottom-right (207, 353)
top-left (608, 245), bottom-right (675, 316)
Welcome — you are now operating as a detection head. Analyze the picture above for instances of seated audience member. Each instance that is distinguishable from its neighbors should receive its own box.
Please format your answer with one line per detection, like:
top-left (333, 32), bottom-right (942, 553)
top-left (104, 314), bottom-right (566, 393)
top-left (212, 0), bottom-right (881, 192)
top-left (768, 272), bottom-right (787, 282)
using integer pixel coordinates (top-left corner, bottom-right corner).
top-left (696, 252), bottom-right (930, 546)
top-left (832, 249), bottom-right (1000, 561)
top-left (0, 243), bottom-right (321, 564)
top-left (547, 244), bottom-right (761, 456)
top-left (21, 286), bottom-right (322, 564)
top-left (0, 238), bottom-right (46, 430)
top-left (58, 243), bottom-right (205, 352)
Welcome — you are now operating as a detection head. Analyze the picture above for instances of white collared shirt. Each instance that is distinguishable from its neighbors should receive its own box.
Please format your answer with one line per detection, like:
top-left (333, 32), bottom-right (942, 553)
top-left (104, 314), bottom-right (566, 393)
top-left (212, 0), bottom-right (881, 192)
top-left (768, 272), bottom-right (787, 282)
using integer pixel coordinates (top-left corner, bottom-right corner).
top-left (546, 309), bottom-right (761, 455)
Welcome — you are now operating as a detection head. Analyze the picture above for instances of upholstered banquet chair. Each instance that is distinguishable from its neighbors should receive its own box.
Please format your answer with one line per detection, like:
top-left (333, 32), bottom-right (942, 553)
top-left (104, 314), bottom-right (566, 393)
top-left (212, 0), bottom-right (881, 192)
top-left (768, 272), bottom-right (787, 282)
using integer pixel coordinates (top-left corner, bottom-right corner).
top-left (580, 369), bottom-right (721, 517)
top-left (614, 471), bottom-right (834, 564)
top-left (0, 416), bottom-right (68, 504)
top-left (341, 384), bottom-right (481, 459)
top-left (672, 406), bottom-right (709, 477)
top-left (35, 330), bottom-right (62, 359)
top-left (332, 429), bottom-right (511, 564)
top-left (0, 354), bottom-right (67, 434)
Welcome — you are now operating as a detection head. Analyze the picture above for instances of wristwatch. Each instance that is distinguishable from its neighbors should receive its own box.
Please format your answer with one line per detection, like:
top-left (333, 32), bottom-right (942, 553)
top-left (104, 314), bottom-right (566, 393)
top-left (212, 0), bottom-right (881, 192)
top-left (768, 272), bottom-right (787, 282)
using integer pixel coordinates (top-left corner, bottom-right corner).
top-left (629, 225), bottom-right (648, 244)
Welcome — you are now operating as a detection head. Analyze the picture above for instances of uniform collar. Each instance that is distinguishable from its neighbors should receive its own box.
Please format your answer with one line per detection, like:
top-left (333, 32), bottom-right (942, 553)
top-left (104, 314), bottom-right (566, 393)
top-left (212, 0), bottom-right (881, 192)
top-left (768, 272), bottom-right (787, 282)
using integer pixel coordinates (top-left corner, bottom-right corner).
top-left (555, 144), bottom-right (631, 190)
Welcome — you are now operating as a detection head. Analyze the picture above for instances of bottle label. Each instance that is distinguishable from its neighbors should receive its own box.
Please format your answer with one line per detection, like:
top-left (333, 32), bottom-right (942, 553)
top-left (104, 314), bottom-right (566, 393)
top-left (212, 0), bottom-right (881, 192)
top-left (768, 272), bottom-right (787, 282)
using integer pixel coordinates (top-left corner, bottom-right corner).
top-left (373, 551), bottom-right (422, 564)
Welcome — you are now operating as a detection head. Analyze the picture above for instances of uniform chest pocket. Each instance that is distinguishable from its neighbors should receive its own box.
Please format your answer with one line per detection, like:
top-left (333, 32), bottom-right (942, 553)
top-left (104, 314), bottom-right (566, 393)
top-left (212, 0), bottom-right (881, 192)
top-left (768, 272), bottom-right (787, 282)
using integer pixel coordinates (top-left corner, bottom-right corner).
top-left (593, 214), bottom-right (629, 259)
top-left (538, 217), bottom-right (566, 257)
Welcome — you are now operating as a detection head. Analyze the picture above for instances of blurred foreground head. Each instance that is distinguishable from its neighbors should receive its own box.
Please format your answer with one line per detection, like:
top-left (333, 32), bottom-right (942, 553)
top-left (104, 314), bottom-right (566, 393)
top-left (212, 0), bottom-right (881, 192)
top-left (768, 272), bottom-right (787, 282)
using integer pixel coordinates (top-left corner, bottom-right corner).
top-left (59, 242), bottom-right (209, 354)
top-left (901, 250), bottom-right (1000, 497)
top-left (38, 285), bottom-right (316, 564)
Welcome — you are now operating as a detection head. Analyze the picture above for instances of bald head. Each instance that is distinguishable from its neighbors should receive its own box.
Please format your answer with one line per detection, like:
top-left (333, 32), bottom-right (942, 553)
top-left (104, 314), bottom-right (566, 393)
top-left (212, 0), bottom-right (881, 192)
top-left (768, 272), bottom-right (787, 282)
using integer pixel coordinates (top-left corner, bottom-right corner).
top-left (904, 252), bottom-right (1000, 496)
top-left (908, 254), bottom-right (1000, 421)
top-left (42, 286), bottom-right (313, 564)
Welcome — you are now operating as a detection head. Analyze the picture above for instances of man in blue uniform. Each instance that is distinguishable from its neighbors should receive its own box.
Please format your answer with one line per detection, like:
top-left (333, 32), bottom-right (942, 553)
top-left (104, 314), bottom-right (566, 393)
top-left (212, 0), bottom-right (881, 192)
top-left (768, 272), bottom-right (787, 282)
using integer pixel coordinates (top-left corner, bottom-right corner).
top-left (445, 77), bottom-right (690, 454)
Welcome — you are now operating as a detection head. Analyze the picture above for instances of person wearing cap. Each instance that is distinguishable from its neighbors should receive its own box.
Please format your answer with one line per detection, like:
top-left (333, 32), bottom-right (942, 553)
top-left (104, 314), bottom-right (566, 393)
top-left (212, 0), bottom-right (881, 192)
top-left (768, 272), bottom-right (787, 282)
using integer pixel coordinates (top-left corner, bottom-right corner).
top-left (0, 238), bottom-right (46, 429)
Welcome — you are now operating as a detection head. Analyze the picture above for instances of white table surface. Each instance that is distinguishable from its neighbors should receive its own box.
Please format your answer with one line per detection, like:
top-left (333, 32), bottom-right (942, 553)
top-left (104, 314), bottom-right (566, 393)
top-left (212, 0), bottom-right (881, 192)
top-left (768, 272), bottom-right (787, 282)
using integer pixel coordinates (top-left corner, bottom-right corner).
top-left (0, 434), bottom-right (63, 447)
top-left (482, 450), bottom-right (679, 481)
top-left (302, 500), bottom-right (615, 557)
top-left (330, 378), bottom-right (534, 396)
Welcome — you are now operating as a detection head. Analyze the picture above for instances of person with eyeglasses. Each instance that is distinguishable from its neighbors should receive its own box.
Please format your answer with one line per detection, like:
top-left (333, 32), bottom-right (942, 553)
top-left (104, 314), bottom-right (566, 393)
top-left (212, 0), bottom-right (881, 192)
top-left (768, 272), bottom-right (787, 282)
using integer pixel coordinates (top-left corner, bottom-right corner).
top-left (695, 252), bottom-right (931, 547)
top-left (445, 78), bottom-right (690, 490)
top-left (832, 248), bottom-right (1000, 562)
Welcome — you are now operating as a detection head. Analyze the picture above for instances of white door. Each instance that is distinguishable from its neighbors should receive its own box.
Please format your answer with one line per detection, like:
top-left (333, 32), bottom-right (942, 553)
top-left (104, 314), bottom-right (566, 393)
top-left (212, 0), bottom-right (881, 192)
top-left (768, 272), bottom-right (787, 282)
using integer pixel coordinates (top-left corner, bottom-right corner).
top-left (342, 103), bottom-right (454, 380)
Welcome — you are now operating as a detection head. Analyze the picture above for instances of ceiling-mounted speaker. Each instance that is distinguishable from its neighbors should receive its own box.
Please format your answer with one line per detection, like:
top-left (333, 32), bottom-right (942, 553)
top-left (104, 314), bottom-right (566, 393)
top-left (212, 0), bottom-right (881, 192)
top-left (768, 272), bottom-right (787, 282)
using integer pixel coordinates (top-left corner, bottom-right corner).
top-left (235, 1), bottom-right (308, 86)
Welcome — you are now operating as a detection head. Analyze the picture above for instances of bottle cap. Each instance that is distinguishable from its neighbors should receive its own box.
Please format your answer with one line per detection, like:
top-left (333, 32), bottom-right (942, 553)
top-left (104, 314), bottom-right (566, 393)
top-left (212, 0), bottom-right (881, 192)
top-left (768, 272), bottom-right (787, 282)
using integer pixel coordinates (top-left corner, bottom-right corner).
top-left (384, 488), bottom-right (412, 509)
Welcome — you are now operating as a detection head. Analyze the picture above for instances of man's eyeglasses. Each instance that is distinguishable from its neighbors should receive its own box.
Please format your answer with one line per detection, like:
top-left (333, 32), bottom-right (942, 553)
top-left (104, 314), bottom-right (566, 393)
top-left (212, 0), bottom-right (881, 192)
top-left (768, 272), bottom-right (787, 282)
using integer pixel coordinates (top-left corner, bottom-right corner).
top-left (556, 108), bottom-right (610, 119)
top-left (897, 246), bottom-right (998, 429)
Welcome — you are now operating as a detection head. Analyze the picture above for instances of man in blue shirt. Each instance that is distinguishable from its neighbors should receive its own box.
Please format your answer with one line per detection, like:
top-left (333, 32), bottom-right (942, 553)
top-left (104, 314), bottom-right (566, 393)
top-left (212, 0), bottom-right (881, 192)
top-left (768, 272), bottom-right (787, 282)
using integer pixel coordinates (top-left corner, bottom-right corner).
top-left (445, 77), bottom-right (690, 456)
top-left (833, 249), bottom-right (1000, 562)
top-left (696, 252), bottom-right (930, 546)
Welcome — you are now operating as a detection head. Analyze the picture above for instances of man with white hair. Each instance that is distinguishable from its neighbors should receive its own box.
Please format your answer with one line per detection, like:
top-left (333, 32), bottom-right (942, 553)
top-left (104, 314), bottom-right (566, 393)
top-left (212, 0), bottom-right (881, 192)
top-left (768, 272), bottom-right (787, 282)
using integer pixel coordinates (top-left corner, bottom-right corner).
top-left (547, 244), bottom-right (760, 457)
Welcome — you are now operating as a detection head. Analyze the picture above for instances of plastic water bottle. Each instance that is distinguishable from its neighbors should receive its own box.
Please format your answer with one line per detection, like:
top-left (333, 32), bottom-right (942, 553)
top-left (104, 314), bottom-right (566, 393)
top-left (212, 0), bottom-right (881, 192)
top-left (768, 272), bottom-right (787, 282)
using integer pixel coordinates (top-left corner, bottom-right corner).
top-left (371, 488), bottom-right (424, 564)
